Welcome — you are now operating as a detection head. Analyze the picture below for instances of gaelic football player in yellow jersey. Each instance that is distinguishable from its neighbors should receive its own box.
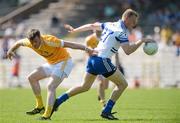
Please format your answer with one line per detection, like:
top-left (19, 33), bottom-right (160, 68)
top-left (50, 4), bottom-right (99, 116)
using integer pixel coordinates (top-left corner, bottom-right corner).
top-left (85, 32), bottom-right (99, 49)
top-left (7, 29), bottom-right (95, 120)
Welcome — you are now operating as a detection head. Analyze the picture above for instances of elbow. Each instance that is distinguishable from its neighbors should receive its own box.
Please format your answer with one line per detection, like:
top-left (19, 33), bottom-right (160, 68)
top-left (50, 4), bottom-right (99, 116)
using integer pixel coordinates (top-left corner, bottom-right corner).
top-left (125, 52), bottom-right (131, 55)
top-left (124, 50), bottom-right (131, 55)
top-left (90, 23), bottom-right (99, 29)
top-left (89, 24), bottom-right (95, 29)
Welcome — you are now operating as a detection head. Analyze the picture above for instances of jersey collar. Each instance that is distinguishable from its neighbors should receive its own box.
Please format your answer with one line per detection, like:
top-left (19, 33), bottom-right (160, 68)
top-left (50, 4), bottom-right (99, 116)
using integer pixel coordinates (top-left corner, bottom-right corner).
top-left (118, 20), bottom-right (128, 32)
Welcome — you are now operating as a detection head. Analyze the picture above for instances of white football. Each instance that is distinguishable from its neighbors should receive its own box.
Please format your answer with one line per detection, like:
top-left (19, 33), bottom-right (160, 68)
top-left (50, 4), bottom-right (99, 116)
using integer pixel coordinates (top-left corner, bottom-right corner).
top-left (143, 41), bottom-right (158, 55)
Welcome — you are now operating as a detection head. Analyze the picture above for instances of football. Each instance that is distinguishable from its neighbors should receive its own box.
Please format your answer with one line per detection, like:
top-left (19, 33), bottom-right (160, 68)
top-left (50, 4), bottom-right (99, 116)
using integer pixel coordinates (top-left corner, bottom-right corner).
top-left (143, 41), bottom-right (158, 55)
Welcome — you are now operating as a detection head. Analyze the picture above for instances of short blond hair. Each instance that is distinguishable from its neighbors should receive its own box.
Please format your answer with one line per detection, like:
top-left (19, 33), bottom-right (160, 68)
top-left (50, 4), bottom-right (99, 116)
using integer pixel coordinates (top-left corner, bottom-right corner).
top-left (122, 9), bottom-right (139, 20)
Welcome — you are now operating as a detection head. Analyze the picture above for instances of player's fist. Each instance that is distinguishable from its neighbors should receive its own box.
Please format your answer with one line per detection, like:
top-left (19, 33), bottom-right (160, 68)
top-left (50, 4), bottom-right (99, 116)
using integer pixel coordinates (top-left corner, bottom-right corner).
top-left (7, 51), bottom-right (15, 60)
top-left (85, 47), bottom-right (98, 56)
top-left (64, 24), bottom-right (74, 33)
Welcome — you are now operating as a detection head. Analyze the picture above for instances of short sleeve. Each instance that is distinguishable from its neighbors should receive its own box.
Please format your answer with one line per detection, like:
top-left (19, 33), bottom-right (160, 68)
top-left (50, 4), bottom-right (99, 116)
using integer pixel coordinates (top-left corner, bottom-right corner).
top-left (43, 35), bottom-right (63, 47)
top-left (101, 22), bottom-right (112, 30)
top-left (101, 23), bottom-right (105, 30)
top-left (115, 31), bottom-right (129, 43)
top-left (21, 38), bottom-right (32, 47)
top-left (101, 22), bottom-right (109, 30)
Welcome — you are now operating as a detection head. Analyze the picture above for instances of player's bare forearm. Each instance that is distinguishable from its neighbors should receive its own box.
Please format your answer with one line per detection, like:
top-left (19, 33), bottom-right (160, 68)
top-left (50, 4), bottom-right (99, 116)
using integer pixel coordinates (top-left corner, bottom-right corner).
top-left (66, 23), bottom-right (102, 33)
top-left (7, 42), bottom-right (22, 60)
top-left (122, 40), bottom-right (144, 55)
top-left (8, 42), bottom-right (21, 53)
top-left (74, 24), bottom-right (93, 32)
top-left (64, 41), bottom-right (86, 50)
top-left (124, 38), bottom-right (153, 55)
top-left (64, 41), bottom-right (96, 55)
top-left (129, 40), bottom-right (144, 53)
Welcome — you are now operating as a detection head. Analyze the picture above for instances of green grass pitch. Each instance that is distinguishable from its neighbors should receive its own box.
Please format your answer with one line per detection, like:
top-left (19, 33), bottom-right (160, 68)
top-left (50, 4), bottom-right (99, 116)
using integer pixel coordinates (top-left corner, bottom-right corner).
top-left (0, 88), bottom-right (180, 123)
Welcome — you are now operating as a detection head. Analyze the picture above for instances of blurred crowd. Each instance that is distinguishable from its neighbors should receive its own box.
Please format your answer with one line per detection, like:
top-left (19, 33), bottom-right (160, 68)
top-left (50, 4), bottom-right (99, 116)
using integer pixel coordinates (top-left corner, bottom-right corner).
top-left (0, 20), bottom-right (25, 87)
top-left (97, 0), bottom-right (179, 30)
top-left (95, 0), bottom-right (180, 56)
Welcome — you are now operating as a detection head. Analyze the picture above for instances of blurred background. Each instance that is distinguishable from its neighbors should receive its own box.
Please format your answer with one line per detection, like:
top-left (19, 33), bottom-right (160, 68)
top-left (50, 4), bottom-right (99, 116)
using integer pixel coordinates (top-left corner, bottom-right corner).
top-left (0, 0), bottom-right (179, 89)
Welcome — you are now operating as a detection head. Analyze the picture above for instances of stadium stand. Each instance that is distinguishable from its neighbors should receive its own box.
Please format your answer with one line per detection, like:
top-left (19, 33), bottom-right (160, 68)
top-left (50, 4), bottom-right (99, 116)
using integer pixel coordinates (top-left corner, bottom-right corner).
top-left (0, 0), bottom-right (179, 88)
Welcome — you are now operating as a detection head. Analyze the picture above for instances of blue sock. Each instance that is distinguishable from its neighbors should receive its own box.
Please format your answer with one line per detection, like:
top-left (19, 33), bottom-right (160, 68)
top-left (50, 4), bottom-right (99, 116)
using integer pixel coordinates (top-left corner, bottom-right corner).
top-left (102, 99), bottom-right (115, 113)
top-left (56, 93), bottom-right (69, 106)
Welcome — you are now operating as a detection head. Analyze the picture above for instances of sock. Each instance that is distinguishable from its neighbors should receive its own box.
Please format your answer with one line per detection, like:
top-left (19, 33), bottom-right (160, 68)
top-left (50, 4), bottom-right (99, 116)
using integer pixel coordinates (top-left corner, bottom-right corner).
top-left (35, 95), bottom-right (44, 108)
top-left (102, 99), bottom-right (115, 113)
top-left (56, 93), bottom-right (69, 106)
top-left (100, 99), bottom-right (106, 106)
top-left (43, 105), bottom-right (53, 118)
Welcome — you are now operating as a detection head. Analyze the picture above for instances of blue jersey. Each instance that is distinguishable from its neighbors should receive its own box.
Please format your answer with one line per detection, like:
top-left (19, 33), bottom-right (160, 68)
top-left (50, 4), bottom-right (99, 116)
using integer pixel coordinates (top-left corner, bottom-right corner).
top-left (95, 20), bottom-right (129, 58)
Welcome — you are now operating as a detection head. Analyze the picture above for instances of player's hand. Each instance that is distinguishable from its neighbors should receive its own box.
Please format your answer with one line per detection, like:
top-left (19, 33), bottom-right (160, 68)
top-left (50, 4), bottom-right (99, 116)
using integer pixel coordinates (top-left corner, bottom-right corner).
top-left (85, 47), bottom-right (98, 56)
top-left (64, 24), bottom-right (74, 33)
top-left (7, 51), bottom-right (15, 60)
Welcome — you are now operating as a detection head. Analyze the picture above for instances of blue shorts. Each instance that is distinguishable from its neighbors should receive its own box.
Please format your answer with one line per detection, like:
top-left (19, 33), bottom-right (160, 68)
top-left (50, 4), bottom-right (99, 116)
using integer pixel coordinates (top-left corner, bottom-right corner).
top-left (86, 56), bottom-right (117, 78)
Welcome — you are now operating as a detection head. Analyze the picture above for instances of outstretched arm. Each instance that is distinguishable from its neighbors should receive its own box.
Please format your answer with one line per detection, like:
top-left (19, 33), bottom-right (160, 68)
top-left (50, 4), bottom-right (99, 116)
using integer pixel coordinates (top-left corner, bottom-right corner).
top-left (7, 40), bottom-right (24, 60)
top-left (44, 36), bottom-right (97, 55)
top-left (64, 22), bottom-right (102, 33)
top-left (64, 41), bottom-right (97, 56)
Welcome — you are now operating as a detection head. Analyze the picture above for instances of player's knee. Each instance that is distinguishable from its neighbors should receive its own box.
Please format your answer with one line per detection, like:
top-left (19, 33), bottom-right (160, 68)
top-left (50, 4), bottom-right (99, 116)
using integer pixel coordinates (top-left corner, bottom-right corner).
top-left (117, 80), bottom-right (128, 90)
top-left (81, 85), bottom-right (90, 92)
top-left (47, 83), bottom-right (55, 91)
top-left (122, 81), bottom-right (128, 89)
top-left (27, 75), bottom-right (35, 82)
top-left (81, 88), bottom-right (89, 92)
top-left (99, 82), bottom-right (104, 87)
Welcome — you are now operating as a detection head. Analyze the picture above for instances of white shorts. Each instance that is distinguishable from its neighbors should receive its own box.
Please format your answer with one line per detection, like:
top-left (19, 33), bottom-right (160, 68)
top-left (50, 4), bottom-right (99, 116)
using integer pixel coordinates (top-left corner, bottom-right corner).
top-left (42, 58), bottom-right (73, 78)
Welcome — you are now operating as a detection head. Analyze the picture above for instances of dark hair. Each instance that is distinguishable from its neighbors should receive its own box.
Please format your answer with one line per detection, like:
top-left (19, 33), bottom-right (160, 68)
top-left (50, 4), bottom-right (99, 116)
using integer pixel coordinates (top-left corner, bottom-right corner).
top-left (27, 29), bottom-right (40, 41)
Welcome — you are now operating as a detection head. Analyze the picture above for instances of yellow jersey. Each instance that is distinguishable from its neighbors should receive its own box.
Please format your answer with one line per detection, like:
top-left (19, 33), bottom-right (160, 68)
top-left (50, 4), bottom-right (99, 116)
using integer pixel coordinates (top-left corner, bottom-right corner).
top-left (85, 33), bottom-right (99, 49)
top-left (22, 35), bottom-right (70, 64)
